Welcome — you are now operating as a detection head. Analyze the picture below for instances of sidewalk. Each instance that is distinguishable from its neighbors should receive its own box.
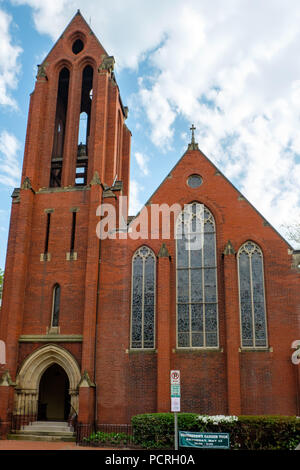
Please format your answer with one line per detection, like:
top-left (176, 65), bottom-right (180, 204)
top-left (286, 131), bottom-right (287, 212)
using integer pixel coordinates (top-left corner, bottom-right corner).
top-left (0, 440), bottom-right (111, 451)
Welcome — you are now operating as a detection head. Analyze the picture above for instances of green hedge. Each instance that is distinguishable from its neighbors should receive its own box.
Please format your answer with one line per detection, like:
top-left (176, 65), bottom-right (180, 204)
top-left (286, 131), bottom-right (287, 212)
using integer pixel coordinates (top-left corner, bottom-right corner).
top-left (82, 431), bottom-right (130, 447)
top-left (131, 413), bottom-right (300, 450)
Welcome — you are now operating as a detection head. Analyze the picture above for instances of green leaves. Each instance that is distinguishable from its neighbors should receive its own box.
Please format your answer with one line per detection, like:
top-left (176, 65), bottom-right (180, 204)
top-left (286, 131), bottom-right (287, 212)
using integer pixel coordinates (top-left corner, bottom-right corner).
top-left (83, 431), bottom-right (129, 446)
top-left (131, 413), bottom-right (300, 450)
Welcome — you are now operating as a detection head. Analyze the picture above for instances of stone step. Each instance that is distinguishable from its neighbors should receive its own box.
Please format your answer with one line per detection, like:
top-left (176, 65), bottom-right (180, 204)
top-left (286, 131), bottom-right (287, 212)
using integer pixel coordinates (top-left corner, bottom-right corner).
top-left (20, 428), bottom-right (73, 435)
top-left (8, 420), bottom-right (76, 442)
top-left (7, 433), bottom-right (76, 442)
top-left (21, 421), bottom-right (73, 433)
top-left (28, 421), bottom-right (69, 427)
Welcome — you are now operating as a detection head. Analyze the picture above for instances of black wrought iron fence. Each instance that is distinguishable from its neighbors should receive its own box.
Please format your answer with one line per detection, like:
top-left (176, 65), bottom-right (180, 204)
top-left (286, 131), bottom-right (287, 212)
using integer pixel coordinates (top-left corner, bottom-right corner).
top-left (76, 422), bottom-right (95, 443)
top-left (76, 423), bottom-right (133, 447)
top-left (67, 402), bottom-right (78, 433)
top-left (11, 399), bottom-right (78, 434)
top-left (11, 400), bottom-right (37, 432)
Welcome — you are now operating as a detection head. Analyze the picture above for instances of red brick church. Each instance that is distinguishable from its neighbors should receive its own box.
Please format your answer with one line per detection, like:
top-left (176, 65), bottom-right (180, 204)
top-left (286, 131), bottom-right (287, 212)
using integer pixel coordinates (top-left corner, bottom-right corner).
top-left (0, 11), bottom-right (299, 438)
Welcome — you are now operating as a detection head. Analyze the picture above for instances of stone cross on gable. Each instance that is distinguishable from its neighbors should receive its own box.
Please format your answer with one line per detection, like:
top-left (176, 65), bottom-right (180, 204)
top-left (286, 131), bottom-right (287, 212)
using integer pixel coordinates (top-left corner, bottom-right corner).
top-left (190, 124), bottom-right (196, 142)
top-left (188, 124), bottom-right (199, 150)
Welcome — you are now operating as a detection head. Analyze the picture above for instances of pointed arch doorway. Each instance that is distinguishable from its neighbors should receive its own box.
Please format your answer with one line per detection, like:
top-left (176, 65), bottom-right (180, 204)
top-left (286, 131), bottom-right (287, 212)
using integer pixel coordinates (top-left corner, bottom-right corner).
top-left (38, 364), bottom-right (70, 421)
top-left (14, 345), bottom-right (81, 425)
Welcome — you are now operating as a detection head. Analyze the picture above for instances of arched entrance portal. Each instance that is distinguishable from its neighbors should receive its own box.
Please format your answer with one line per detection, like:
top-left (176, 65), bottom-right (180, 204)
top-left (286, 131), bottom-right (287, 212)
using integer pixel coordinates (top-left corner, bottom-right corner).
top-left (38, 364), bottom-right (70, 421)
top-left (14, 345), bottom-right (81, 422)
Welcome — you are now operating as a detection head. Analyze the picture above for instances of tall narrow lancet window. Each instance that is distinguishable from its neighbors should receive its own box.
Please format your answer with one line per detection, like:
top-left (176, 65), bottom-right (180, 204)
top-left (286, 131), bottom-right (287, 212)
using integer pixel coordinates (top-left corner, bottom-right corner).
top-left (75, 65), bottom-right (93, 186)
top-left (50, 67), bottom-right (70, 187)
top-left (51, 284), bottom-right (61, 327)
top-left (131, 246), bottom-right (156, 349)
top-left (176, 203), bottom-right (218, 348)
top-left (238, 241), bottom-right (268, 348)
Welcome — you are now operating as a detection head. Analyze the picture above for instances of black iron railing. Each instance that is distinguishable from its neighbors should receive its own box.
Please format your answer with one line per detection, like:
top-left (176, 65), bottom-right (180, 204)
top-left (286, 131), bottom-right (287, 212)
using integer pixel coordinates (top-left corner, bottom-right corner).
top-left (11, 399), bottom-right (78, 433)
top-left (11, 400), bottom-right (37, 432)
top-left (76, 423), bottom-right (133, 447)
top-left (76, 422), bottom-right (95, 443)
top-left (67, 402), bottom-right (78, 433)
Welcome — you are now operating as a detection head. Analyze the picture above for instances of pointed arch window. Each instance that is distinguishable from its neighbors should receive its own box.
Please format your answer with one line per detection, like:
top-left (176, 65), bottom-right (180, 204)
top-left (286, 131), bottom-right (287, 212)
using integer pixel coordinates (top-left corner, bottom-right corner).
top-left (51, 284), bottom-right (61, 327)
top-left (237, 241), bottom-right (268, 348)
top-left (176, 202), bottom-right (218, 348)
top-left (131, 246), bottom-right (156, 349)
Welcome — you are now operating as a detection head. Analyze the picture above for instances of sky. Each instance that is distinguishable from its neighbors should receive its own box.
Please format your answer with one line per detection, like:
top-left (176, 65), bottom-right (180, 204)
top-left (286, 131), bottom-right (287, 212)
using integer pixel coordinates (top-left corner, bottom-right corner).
top-left (0, 0), bottom-right (300, 269)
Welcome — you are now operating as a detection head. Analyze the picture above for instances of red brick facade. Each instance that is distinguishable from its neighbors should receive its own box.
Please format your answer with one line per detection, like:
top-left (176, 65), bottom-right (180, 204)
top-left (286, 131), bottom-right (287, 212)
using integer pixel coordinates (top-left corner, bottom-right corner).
top-left (0, 12), bottom-right (299, 436)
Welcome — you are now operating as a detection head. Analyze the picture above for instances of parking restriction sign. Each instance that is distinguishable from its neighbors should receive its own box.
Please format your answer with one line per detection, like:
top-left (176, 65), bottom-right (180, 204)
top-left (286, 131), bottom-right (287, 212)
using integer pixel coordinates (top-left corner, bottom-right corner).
top-left (170, 370), bottom-right (181, 412)
top-left (170, 370), bottom-right (180, 385)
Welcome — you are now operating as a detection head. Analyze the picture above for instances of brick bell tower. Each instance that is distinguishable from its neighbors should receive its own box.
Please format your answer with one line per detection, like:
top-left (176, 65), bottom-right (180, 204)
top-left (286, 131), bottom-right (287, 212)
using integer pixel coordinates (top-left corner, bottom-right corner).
top-left (0, 11), bottom-right (131, 436)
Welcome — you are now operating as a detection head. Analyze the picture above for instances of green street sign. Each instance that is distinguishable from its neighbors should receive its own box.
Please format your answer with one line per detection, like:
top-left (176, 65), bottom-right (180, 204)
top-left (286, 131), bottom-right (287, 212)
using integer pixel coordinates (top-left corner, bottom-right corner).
top-left (171, 384), bottom-right (180, 397)
top-left (179, 431), bottom-right (230, 449)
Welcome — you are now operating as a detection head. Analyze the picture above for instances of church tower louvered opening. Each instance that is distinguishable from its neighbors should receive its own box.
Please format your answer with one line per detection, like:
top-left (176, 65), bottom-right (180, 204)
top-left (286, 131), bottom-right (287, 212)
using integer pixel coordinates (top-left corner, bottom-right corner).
top-left (75, 65), bottom-right (93, 186)
top-left (50, 67), bottom-right (70, 188)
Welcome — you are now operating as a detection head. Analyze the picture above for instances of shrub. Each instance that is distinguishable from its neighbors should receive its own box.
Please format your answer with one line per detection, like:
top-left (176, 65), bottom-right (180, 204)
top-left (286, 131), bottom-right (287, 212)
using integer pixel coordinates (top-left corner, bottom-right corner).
top-left (82, 431), bottom-right (130, 447)
top-left (131, 413), bottom-right (300, 450)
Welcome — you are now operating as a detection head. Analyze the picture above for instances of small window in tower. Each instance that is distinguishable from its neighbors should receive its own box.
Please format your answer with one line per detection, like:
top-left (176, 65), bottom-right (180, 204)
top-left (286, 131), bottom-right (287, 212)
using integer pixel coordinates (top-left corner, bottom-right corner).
top-left (75, 162), bottom-right (87, 186)
top-left (78, 112), bottom-right (88, 146)
top-left (72, 38), bottom-right (84, 54)
top-left (51, 284), bottom-right (61, 328)
top-left (50, 160), bottom-right (63, 188)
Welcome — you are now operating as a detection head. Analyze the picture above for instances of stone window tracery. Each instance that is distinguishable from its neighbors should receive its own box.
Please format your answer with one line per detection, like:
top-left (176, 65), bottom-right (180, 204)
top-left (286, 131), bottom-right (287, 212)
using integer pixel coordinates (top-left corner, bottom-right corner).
top-left (176, 202), bottom-right (218, 348)
top-left (131, 246), bottom-right (156, 349)
top-left (238, 241), bottom-right (268, 348)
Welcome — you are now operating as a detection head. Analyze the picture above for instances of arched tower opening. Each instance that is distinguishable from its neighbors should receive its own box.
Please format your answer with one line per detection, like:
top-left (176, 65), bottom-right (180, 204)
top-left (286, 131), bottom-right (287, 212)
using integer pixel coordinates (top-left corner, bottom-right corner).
top-left (50, 67), bottom-right (70, 187)
top-left (75, 65), bottom-right (93, 186)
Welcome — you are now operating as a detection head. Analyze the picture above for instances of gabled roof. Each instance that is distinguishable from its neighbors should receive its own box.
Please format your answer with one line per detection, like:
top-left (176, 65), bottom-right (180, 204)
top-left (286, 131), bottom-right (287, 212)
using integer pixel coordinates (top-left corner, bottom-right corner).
top-left (129, 143), bottom-right (293, 250)
top-left (40, 10), bottom-right (109, 65)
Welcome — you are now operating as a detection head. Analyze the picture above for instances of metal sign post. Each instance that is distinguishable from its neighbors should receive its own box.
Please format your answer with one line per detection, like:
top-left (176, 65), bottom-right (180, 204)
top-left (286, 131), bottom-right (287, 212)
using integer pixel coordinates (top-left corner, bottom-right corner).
top-left (170, 370), bottom-right (180, 451)
top-left (174, 412), bottom-right (178, 451)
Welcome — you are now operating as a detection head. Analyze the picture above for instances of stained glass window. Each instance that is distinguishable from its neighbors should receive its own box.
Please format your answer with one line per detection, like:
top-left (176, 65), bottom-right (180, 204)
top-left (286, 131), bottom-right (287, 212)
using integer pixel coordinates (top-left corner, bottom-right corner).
top-left (176, 203), bottom-right (218, 348)
top-left (238, 241), bottom-right (268, 348)
top-left (131, 246), bottom-right (156, 349)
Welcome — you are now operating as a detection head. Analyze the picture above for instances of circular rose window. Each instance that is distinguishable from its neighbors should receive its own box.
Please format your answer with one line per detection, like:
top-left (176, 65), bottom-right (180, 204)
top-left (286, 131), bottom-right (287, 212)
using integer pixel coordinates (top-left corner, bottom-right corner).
top-left (187, 174), bottom-right (202, 188)
top-left (72, 39), bottom-right (84, 54)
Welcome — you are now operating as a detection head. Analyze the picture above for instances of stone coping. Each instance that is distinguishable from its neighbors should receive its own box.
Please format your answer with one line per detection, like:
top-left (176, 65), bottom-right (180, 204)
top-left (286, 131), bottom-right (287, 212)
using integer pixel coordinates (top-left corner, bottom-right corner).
top-left (19, 335), bottom-right (83, 343)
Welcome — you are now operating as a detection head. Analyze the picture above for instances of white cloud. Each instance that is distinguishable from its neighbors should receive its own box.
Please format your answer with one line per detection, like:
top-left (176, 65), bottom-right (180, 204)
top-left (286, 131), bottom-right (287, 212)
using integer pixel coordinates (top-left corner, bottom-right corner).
top-left (11, 0), bottom-right (182, 69)
top-left (0, 9), bottom-right (22, 108)
top-left (9, 0), bottom-right (300, 242)
top-left (129, 179), bottom-right (144, 216)
top-left (135, 152), bottom-right (149, 176)
top-left (0, 131), bottom-right (21, 187)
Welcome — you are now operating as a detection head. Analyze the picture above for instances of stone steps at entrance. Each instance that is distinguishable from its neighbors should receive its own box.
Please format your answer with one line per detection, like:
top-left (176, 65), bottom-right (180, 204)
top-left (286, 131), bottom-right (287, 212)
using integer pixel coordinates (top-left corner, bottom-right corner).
top-left (8, 421), bottom-right (76, 442)
top-left (22, 421), bottom-right (73, 433)
top-left (7, 434), bottom-right (76, 442)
